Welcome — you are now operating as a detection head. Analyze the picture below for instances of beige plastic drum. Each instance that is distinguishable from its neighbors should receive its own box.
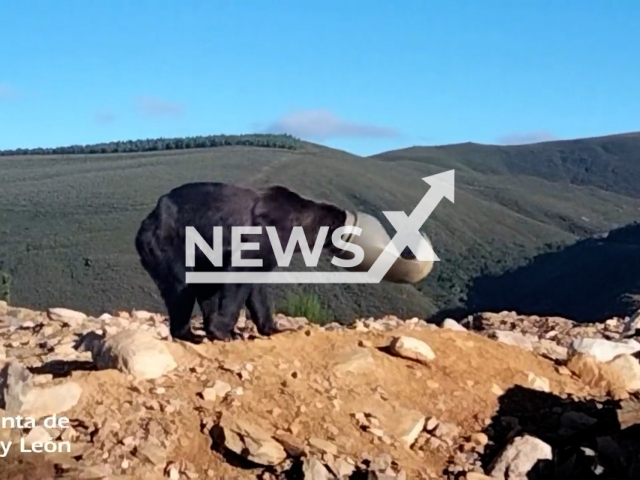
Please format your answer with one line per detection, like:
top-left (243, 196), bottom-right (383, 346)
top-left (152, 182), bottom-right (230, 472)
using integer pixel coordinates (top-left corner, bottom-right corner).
top-left (340, 211), bottom-right (434, 283)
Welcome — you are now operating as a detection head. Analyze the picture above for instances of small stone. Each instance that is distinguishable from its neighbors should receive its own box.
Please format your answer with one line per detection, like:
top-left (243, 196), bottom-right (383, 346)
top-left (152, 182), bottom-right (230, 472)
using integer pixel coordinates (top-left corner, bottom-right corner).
top-left (607, 354), bottom-right (640, 392)
top-left (534, 339), bottom-right (569, 361)
top-left (274, 432), bottom-right (306, 457)
top-left (487, 434), bottom-right (552, 478)
top-left (32, 374), bottom-right (53, 386)
top-left (302, 457), bottom-right (332, 480)
top-left (23, 426), bottom-right (52, 447)
top-left (47, 307), bottom-right (87, 327)
top-left (433, 422), bottom-right (460, 447)
top-left (324, 423), bottom-right (339, 437)
top-left (79, 465), bottom-right (113, 479)
top-left (93, 329), bottom-right (177, 380)
top-left (469, 432), bottom-right (489, 448)
top-left (569, 337), bottom-right (640, 363)
top-left (334, 348), bottom-right (376, 375)
top-left (331, 457), bottom-right (356, 477)
top-left (136, 441), bottom-right (167, 466)
top-left (441, 318), bottom-right (467, 332)
top-left (388, 336), bottom-right (435, 364)
top-left (201, 380), bottom-right (232, 402)
top-left (489, 330), bottom-right (535, 351)
top-left (465, 473), bottom-right (493, 480)
top-left (2, 361), bottom-right (83, 418)
top-left (370, 453), bottom-right (392, 472)
top-left (566, 353), bottom-right (630, 399)
top-left (214, 413), bottom-right (287, 466)
top-left (526, 372), bottom-right (550, 392)
top-left (308, 437), bottom-right (338, 455)
top-left (132, 309), bottom-right (155, 320)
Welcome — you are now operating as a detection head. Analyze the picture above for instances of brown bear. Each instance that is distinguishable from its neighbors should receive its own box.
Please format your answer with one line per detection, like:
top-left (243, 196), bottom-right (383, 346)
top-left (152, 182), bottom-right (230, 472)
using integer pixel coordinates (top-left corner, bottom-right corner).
top-left (135, 182), bottom-right (434, 343)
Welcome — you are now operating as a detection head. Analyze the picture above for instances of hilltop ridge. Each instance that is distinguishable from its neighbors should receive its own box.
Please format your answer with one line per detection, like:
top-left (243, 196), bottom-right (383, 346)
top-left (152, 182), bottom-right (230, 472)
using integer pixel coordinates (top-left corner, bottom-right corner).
top-left (1, 130), bottom-right (640, 324)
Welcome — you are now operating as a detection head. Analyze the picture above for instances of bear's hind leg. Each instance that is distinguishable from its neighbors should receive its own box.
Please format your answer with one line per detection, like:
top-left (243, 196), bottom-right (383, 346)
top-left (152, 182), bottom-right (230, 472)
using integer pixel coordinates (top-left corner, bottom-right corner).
top-left (163, 286), bottom-right (200, 344)
top-left (195, 284), bottom-right (221, 337)
top-left (205, 284), bottom-right (252, 342)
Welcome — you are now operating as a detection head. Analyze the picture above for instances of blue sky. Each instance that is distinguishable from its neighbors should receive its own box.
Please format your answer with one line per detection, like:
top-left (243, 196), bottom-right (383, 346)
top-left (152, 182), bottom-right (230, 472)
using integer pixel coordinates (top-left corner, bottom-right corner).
top-left (1, 1), bottom-right (638, 156)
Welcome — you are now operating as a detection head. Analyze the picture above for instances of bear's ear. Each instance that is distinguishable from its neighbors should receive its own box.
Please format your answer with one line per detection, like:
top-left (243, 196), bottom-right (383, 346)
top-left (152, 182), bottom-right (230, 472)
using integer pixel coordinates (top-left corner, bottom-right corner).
top-left (253, 185), bottom-right (310, 232)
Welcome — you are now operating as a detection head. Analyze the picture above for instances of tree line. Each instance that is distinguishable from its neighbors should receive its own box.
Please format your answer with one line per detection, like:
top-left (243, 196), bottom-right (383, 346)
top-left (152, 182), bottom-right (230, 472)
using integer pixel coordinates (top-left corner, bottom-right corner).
top-left (0, 134), bottom-right (302, 156)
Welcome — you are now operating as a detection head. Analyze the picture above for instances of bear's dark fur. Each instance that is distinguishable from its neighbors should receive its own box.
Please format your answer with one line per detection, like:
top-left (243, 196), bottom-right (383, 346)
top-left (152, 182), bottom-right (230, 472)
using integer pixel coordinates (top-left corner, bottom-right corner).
top-left (135, 182), bottom-right (347, 343)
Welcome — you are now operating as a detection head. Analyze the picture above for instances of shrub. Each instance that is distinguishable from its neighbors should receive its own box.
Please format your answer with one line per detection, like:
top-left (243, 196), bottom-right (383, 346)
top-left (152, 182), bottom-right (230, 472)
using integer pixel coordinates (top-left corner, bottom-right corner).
top-left (280, 290), bottom-right (333, 325)
top-left (1, 272), bottom-right (11, 304)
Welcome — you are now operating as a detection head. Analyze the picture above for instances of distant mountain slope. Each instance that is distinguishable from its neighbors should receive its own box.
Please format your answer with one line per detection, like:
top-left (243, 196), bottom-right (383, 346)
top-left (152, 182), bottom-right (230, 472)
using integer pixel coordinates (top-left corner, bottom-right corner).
top-left (1, 132), bottom-right (639, 322)
top-left (372, 132), bottom-right (640, 199)
top-left (439, 222), bottom-right (640, 322)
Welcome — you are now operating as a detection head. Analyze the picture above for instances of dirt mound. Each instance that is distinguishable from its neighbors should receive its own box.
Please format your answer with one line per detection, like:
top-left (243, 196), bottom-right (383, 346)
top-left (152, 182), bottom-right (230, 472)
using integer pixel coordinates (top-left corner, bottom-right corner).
top-left (1, 301), bottom-right (639, 479)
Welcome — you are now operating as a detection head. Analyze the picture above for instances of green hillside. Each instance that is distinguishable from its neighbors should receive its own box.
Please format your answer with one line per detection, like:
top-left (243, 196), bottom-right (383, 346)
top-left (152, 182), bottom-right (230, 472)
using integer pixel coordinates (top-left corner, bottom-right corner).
top-left (1, 132), bottom-right (639, 323)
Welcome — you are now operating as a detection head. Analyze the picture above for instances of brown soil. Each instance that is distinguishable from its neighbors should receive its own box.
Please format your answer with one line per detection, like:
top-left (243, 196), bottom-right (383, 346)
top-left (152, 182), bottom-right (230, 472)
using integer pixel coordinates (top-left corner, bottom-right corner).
top-left (3, 324), bottom-right (603, 479)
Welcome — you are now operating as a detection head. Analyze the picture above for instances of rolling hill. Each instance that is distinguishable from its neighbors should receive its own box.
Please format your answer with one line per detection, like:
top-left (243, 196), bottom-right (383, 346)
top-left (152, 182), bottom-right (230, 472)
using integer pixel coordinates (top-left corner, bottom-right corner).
top-left (0, 132), bottom-right (639, 323)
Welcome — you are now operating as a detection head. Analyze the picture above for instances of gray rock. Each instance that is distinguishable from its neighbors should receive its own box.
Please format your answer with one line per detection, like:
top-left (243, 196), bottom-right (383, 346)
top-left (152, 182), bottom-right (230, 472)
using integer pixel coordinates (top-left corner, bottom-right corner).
top-left (388, 336), bottom-right (436, 364)
top-left (533, 339), bottom-right (568, 361)
top-left (78, 464), bottom-right (113, 479)
top-left (380, 405), bottom-right (426, 448)
top-left (302, 457), bottom-right (333, 479)
top-left (606, 354), bottom-right (640, 392)
top-left (334, 349), bottom-right (375, 375)
top-left (1, 361), bottom-right (82, 418)
top-left (329, 457), bottom-right (356, 478)
top-left (135, 440), bottom-right (167, 466)
top-left (202, 380), bottom-right (232, 402)
top-left (526, 372), bottom-right (550, 393)
top-left (489, 330), bottom-right (536, 351)
top-left (214, 413), bottom-right (287, 466)
top-left (621, 309), bottom-right (640, 337)
top-left (487, 434), bottom-right (552, 479)
top-left (308, 437), bottom-right (338, 456)
top-left (93, 329), bottom-right (177, 380)
top-left (47, 307), bottom-right (87, 327)
top-left (441, 318), bottom-right (467, 332)
top-left (569, 337), bottom-right (640, 363)
top-left (23, 425), bottom-right (52, 447)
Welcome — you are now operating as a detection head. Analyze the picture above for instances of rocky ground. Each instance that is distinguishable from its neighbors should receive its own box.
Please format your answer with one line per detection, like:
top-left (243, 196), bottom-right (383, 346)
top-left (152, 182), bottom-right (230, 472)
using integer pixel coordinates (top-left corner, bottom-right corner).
top-left (1, 300), bottom-right (640, 479)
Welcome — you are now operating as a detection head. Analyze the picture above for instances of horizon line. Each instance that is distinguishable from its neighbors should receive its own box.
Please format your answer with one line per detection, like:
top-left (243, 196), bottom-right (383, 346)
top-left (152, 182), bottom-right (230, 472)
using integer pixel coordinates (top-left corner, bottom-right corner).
top-left (1, 129), bottom-right (639, 158)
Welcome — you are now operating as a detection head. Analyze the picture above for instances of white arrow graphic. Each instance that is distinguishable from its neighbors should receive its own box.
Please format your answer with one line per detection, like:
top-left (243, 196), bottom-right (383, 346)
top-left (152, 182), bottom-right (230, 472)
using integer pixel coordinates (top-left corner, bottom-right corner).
top-left (185, 170), bottom-right (455, 284)
top-left (363, 170), bottom-right (455, 282)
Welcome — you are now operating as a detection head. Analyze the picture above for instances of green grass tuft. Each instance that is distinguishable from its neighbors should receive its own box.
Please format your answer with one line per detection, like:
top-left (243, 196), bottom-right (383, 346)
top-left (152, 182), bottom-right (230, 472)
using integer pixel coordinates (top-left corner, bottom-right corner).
top-left (280, 290), bottom-right (334, 325)
top-left (1, 272), bottom-right (11, 304)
